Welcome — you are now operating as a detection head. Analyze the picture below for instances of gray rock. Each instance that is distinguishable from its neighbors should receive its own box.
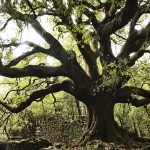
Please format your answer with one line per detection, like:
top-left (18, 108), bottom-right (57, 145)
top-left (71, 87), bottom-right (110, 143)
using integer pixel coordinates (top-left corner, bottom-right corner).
top-left (0, 138), bottom-right (51, 150)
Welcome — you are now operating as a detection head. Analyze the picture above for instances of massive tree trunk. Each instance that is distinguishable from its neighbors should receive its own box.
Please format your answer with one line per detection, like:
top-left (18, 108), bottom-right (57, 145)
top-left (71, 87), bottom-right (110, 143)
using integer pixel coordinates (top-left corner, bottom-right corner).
top-left (78, 95), bottom-right (134, 146)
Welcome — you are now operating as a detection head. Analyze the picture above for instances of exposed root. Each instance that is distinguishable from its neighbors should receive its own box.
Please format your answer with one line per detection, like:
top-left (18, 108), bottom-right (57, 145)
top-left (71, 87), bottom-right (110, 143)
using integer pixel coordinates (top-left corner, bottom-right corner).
top-left (72, 121), bottom-right (96, 147)
top-left (72, 103), bottom-right (150, 149)
top-left (133, 136), bottom-right (150, 143)
top-left (72, 124), bottom-right (143, 148)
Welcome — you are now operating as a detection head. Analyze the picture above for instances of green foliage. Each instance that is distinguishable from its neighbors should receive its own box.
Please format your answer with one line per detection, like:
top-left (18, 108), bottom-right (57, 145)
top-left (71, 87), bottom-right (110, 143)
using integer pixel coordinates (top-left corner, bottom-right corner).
top-left (115, 104), bottom-right (150, 137)
top-left (114, 60), bottom-right (150, 138)
top-left (0, 92), bottom-right (86, 145)
top-left (102, 0), bottom-right (124, 4)
top-left (125, 60), bottom-right (150, 89)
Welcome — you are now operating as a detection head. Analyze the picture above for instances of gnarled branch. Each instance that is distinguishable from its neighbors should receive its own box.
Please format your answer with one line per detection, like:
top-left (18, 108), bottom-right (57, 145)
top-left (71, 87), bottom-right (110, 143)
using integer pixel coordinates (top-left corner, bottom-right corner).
top-left (129, 50), bottom-right (150, 66)
top-left (99, 0), bottom-right (138, 35)
top-left (116, 96), bottom-right (150, 107)
top-left (6, 44), bottom-right (49, 67)
top-left (129, 97), bottom-right (150, 107)
top-left (99, 35), bottom-right (115, 65)
top-left (118, 86), bottom-right (150, 99)
top-left (118, 22), bottom-right (150, 58)
top-left (116, 86), bottom-right (150, 107)
top-left (0, 17), bottom-right (12, 31)
top-left (52, 1), bottom-right (99, 78)
top-left (0, 4), bottom-right (71, 64)
top-left (0, 81), bottom-right (75, 113)
top-left (130, 5), bottom-right (150, 33)
top-left (0, 60), bottom-right (69, 78)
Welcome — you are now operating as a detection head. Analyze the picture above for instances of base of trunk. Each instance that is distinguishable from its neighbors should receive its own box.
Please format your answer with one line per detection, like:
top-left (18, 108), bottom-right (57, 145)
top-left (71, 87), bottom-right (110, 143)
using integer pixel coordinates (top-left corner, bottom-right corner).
top-left (73, 111), bottom-right (145, 148)
top-left (72, 123), bottom-right (150, 149)
top-left (72, 98), bottom-right (150, 148)
top-left (77, 122), bottom-right (136, 147)
top-left (75, 101), bottom-right (134, 147)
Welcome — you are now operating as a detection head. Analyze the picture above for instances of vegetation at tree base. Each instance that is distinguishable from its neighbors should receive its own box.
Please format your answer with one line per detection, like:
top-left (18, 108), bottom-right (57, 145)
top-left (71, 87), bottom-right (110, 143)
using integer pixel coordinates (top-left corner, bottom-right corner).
top-left (0, 0), bottom-right (150, 149)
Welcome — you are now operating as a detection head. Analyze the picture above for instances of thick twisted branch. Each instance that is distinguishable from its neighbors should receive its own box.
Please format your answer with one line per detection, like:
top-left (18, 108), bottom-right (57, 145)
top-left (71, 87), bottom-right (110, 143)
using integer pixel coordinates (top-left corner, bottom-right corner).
top-left (128, 97), bottom-right (150, 107)
top-left (52, 1), bottom-right (99, 78)
top-left (99, 0), bottom-right (138, 35)
top-left (0, 81), bottom-right (75, 113)
top-left (6, 43), bottom-right (49, 67)
top-left (121, 86), bottom-right (150, 98)
top-left (116, 96), bottom-right (150, 107)
top-left (116, 86), bottom-right (150, 107)
top-left (0, 3), bottom-right (70, 64)
top-left (0, 61), bottom-right (69, 78)
top-left (118, 22), bottom-right (150, 58)
top-left (74, 32), bottom-right (99, 78)
top-left (99, 35), bottom-right (115, 65)
top-left (130, 4), bottom-right (150, 33)
top-left (129, 50), bottom-right (150, 66)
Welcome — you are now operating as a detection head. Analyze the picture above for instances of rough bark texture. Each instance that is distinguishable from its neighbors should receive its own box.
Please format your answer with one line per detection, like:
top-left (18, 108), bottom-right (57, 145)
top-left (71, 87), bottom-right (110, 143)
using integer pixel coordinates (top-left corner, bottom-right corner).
top-left (77, 95), bottom-right (135, 147)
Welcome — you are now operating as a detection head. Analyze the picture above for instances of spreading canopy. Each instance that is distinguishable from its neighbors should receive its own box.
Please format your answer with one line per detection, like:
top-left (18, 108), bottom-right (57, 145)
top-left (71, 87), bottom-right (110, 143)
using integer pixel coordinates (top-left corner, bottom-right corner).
top-left (0, 0), bottom-right (150, 112)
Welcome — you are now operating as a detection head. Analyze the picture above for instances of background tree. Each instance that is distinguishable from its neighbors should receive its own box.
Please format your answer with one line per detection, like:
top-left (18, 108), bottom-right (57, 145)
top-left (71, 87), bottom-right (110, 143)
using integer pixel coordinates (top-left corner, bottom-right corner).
top-left (0, 0), bottom-right (150, 147)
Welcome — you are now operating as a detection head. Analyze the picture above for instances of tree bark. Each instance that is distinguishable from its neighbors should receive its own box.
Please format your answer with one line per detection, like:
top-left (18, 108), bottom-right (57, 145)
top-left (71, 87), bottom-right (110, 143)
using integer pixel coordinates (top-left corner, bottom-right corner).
top-left (77, 96), bottom-right (135, 146)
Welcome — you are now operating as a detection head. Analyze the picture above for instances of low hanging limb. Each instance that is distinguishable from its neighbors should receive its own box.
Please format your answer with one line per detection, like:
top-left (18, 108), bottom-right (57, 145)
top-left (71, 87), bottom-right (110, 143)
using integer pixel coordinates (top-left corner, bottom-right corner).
top-left (0, 81), bottom-right (75, 113)
top-left (120, 86), bottom-right (150, 99)
top-left (118, 95), bottom-right (150, 107)
top-left (3, 78), bottom-right (32, 100)
top-left (116, 86), bottom-right (150, 107)
top-left (129, 97), bottom-right (150, 107)
top-left (0, 60), bottom-right (69, 78)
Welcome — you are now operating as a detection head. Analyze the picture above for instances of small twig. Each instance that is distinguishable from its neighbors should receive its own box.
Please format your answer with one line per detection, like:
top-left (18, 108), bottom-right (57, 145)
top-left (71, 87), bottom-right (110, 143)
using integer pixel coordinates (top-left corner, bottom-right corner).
top-left (52, 93), bottom-right (57, 114)
top-left (26, 0), bottom-right (36, 18)
top-left (0, 17), bottom-right (12, 31)
top-left (114, 33), bottom-right (126, 40)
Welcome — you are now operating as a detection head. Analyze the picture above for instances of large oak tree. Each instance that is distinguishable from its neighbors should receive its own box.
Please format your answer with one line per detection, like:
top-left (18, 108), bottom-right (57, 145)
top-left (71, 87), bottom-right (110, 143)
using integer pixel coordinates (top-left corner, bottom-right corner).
top-left (0, 0), bottom-right (150, 146)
